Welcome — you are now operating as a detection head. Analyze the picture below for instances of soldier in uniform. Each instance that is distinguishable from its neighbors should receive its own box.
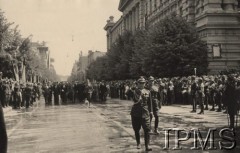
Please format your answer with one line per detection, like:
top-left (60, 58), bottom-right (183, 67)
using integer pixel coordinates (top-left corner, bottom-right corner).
top-left (131, 77), bottom-right (152, 151)
top-left (196, 78), bottom-right (205, 114)
top-left (190, 76), bottom-right (197, 113)
top-left (147, 76), bottom-right (161, 134)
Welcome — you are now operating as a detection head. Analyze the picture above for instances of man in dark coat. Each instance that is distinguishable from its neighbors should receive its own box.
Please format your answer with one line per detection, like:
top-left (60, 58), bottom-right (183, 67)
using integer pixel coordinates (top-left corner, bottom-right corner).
top-left (0, 102), bottom-right (7, 153)
top-left (225, 75), bottom-right (238, 129)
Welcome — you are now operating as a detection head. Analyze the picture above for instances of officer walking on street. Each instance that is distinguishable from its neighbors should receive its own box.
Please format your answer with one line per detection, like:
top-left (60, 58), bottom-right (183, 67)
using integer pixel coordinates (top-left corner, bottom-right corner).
top-left (131, 77), bottom-right (152, 151)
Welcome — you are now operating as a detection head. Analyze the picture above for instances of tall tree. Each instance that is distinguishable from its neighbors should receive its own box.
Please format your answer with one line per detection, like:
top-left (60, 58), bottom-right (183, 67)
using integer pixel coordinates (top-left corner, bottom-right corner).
top-left (142, 14), bottom-right (208, 77)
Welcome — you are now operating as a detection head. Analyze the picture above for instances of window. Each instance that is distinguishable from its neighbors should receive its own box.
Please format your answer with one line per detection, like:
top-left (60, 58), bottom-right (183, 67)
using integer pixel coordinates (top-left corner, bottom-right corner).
top-left (212, 44), bottom-right (221, 58)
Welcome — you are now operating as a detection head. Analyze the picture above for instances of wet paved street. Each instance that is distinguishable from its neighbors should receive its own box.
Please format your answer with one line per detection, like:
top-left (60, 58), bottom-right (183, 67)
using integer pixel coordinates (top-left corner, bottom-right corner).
top-left (5, 98), bottom-right (240, 153)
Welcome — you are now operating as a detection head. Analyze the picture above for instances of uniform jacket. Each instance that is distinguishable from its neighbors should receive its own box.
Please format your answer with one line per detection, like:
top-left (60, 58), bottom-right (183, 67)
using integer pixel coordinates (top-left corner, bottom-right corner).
top-left (131, 88), bottom-right (151, 118)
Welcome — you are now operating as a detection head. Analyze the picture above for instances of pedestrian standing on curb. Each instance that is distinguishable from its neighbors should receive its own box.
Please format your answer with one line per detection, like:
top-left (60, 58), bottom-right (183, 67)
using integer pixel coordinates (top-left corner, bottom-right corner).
top-left (0, 102), bottom-right (7, 153)
top-left (131, 76), bottom-right (152, 151)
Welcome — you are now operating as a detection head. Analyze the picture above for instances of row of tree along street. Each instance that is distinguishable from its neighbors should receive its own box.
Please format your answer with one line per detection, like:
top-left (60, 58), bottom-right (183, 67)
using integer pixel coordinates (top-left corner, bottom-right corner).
top-left (86, 14), bottom-right (209, 81)
top-left (0, 10), bottom-right (59, 83)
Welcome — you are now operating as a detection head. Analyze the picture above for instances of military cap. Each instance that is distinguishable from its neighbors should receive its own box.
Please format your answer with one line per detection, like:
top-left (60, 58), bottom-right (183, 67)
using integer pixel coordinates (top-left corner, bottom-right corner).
top-left (138, 76), bottom-right (146, 83)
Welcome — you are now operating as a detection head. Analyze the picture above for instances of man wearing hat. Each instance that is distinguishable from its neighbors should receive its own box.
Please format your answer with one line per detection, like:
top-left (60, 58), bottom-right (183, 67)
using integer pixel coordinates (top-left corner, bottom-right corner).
top-left (131, 76), bottom-right (152, 151)
top-left (147, 76), bottom-right (160, 134)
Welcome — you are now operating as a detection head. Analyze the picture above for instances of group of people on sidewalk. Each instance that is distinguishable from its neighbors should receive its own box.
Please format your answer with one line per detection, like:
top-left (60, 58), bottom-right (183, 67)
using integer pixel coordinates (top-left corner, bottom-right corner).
top-left (0, 78), bottom-right (41, 110)
top-left (129, 74), bottom-right (240, 151)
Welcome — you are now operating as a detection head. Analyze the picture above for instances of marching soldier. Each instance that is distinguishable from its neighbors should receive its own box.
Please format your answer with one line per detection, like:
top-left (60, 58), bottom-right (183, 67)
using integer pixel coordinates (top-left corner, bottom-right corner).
top-left (131, 77), bottom-right (152, 151)
top-left (147, 76), bottom-right (161, 134)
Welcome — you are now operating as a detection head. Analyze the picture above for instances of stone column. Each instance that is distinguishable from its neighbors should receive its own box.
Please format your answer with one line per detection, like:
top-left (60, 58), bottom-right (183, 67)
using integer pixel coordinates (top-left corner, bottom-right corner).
top-left (139, 0), bottom-right (145, 28)
top-left (136, 4), bottom-right (139, 29)
top-left (132, 8), bottom-right (135, 32)
top-left (126, 14), bottom-right (129, 31)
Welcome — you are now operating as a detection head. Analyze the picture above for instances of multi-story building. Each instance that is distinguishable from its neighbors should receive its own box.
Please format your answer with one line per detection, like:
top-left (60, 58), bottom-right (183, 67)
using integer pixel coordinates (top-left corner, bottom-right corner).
top-left (88, 50), bottom-right (106, 65)
top-left (105, 0), bottom-right (240, 74)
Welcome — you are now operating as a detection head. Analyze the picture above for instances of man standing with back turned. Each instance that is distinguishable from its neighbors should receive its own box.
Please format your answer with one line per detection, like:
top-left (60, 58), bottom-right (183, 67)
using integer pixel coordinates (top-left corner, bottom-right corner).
top-left (131, 77), bottom-right (152, 151)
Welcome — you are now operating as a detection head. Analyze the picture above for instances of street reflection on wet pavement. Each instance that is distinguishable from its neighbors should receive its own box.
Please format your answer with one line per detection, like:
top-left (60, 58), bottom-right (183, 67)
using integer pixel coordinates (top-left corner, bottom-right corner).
top-left (7, 99), bottom-right (240, 153)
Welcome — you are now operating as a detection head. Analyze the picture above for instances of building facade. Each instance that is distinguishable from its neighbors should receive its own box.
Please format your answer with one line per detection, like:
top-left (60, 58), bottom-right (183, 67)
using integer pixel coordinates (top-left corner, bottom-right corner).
top-left (105, 0), bottom-right (240, 74)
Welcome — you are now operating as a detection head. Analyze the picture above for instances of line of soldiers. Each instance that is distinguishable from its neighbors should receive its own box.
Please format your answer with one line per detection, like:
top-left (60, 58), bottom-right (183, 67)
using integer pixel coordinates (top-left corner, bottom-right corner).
top-left (0, 78), bottom-right (41, 109)
top-left (108, 75), bottom-right (240, 115)
top-left (41, 80), bottom-right (109, 106)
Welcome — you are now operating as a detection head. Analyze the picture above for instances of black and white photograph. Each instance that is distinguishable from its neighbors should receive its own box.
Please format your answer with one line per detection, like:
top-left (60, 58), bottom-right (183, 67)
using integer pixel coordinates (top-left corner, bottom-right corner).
top-left (0, 0), bottom-right (240, 152)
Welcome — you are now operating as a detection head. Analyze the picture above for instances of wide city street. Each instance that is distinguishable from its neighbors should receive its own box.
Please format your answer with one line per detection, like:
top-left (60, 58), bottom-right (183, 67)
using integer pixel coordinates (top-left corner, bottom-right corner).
top-left (4, 98), bottom-right (240, 153)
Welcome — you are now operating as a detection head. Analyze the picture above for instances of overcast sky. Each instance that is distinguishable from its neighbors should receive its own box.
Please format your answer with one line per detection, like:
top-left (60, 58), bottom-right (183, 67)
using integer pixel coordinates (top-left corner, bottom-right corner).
top-left (0, 0), bottom-right (121, 76)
